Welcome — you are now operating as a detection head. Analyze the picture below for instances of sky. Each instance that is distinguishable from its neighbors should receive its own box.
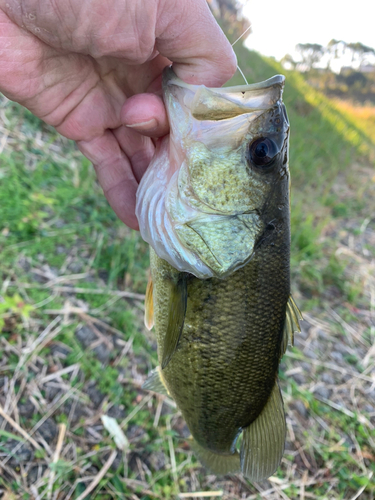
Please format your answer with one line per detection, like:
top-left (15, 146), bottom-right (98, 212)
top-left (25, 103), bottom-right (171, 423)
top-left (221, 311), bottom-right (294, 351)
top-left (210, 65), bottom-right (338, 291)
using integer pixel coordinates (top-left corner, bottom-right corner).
top-left (242, 0), bottom-right (375, 67)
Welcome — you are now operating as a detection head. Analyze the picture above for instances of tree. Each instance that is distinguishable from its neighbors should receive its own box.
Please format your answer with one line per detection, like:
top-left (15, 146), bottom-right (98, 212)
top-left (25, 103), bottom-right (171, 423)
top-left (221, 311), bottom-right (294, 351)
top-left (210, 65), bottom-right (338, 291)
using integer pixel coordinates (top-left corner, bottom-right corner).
top-left (326, 39), bottom-right (345, 70)
top-left (296, 43), bottom-right (324, 71)
top-left (207, 0), bottom-right (251, 44)
top-left (281, 54), bottom-right (296, 70)
top-left (345, 42), bottom-right (375, 66)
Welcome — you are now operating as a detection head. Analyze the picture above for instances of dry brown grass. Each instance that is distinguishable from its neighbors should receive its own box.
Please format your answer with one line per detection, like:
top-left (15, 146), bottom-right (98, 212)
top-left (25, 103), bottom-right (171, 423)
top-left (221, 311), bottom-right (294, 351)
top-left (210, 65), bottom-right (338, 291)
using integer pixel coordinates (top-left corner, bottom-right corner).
top-left (1, 66), bottom-right (375, 499)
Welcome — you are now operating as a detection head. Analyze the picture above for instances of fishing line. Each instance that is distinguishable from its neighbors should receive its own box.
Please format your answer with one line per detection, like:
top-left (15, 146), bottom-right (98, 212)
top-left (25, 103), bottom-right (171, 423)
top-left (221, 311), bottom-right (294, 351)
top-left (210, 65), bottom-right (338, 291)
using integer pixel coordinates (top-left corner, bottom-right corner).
top-left (231, 24), bottom-right (252, 48)
top-left (236, 65), bottom-right (249, 85)
top-left (231, 23), bottom-right (251, 85)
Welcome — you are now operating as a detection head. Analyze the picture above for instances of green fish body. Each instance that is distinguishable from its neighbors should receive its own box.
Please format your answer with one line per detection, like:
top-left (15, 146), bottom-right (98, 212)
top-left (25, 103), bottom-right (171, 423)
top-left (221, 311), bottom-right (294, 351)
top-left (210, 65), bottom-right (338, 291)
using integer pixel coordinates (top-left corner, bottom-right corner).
top-left (136, 68), bottom-right (302, 480)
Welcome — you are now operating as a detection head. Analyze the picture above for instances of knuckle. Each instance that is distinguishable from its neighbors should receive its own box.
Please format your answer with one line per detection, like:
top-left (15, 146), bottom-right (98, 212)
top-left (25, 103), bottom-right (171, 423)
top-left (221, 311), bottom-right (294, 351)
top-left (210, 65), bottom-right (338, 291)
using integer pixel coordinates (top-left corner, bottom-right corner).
top-left (85, 23), bottom-right (155, 63)
top-left (88, 36), bottom-right (154, 63)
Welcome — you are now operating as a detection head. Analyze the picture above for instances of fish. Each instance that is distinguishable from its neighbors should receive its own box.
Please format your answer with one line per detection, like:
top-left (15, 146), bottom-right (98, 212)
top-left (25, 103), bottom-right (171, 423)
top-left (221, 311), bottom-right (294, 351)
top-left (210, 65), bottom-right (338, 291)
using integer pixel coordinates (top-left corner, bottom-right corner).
top-left (135, 67), bottom-right (302, 481)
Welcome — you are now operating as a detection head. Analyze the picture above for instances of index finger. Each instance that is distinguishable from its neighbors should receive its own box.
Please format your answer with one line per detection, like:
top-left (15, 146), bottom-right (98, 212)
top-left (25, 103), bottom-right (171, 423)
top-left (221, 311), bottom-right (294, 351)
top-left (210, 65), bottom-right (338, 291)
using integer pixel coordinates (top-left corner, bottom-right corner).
top-left (155, 0), bottom-right (237, 87)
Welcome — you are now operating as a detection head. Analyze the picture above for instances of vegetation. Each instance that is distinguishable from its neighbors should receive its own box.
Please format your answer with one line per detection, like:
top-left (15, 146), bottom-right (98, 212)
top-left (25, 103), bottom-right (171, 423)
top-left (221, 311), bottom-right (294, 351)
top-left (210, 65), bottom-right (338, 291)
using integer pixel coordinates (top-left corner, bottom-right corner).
top-left (207, 0), bottom-right (250, 43)
top-left (308, 69), bottom-right (375, 105)
top-left (0, 44), bottom-right (375, 499)
top-left (282, 40), bottom-right (375, 105)
top-left (292, 40), bottom-right (375, 72)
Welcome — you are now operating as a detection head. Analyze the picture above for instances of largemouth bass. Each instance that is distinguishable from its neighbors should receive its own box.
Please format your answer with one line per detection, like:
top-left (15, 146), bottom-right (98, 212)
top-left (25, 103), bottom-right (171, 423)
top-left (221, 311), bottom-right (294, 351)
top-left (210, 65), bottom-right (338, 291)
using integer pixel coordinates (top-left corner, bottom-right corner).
top-left (136, 68), bottom-right (302, 481)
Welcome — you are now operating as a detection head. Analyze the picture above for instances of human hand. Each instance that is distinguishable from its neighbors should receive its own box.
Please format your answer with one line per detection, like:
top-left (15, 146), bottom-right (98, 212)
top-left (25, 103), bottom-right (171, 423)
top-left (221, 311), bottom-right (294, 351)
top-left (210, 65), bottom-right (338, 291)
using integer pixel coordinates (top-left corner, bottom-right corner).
top-left (0, 0), bottom-right (236, 229)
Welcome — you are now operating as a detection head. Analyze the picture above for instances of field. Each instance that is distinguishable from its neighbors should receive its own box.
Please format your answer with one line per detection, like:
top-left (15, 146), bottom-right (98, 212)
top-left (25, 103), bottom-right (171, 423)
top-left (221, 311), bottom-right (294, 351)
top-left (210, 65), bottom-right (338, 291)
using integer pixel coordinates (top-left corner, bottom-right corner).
top-left (0, 45), bottom-right (375, 499)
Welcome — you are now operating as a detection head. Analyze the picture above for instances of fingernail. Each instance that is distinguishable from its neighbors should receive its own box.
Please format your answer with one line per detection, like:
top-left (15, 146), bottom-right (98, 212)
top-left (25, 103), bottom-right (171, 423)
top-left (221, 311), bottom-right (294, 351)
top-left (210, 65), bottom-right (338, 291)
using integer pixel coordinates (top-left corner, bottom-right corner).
top-left (126, 118), bottom-right (158, 131)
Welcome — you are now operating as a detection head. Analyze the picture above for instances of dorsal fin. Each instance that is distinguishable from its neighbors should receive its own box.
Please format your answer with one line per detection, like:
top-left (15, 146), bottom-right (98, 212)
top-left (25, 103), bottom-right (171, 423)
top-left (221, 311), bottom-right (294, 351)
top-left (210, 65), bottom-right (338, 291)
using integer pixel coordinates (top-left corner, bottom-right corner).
top-left (142, 367), bottom-right (170, 396)
top-left (281, 295), bottom-right (303, 355)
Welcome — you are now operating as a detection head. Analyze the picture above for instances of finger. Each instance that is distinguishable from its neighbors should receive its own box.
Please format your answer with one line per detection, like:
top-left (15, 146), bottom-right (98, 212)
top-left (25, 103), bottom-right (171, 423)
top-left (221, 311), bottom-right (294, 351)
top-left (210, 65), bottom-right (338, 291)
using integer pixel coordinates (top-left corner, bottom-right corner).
top-left (156, 0), bottom-right (237, 87)
top-left (54, 74), bottom-right (126, 141)
top-left (121, 94), bottom-right (169, 138)
top-left (113, 125), bottom-right (155, 182)
top-left (77, 131), bottom-right (140, 230)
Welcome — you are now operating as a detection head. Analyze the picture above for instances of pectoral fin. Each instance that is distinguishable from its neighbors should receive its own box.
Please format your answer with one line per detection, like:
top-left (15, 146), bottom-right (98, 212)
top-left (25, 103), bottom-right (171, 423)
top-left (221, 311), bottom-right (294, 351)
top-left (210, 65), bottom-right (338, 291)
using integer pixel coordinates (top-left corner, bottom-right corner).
top-left (142, 367), bottom-right (170, 396)
top-left (144, 275), bottom-right (154, 331)
top-left (281, 295), bottom-right (303, 355)
top-left (240, 380), bottom-right (286, 481)
top-left (161, 274), bottom-right (188, 369)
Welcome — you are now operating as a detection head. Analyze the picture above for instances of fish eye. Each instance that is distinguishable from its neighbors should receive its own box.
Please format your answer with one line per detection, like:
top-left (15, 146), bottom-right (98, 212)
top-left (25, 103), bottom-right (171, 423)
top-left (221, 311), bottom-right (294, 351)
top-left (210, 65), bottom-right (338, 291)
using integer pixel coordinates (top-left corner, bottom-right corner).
top-left (249, 137), bottom-right (278, 169)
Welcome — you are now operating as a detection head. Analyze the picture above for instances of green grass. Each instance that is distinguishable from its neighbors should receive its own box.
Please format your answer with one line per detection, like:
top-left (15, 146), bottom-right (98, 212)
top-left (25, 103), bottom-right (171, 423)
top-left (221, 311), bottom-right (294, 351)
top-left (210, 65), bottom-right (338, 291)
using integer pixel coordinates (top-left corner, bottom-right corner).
top-left (0, 45), bottom-right (375, 499)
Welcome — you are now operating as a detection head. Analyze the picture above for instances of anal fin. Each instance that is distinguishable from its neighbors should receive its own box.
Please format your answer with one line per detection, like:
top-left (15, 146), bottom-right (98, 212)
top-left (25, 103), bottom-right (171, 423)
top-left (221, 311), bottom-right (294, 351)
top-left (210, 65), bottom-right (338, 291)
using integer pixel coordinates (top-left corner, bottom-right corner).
top-left (281, 295), bottom-right (303, 354)
top-left (142, 367), bottom-right (170, 396)
top-left (192, 439), bottom-right (240, 476)
top-left (161, 273), bottom-right (188, 369)
top-left (144, 275), bottom-right (154, 331)
top-left (240, 380), bottom-right (286, 482)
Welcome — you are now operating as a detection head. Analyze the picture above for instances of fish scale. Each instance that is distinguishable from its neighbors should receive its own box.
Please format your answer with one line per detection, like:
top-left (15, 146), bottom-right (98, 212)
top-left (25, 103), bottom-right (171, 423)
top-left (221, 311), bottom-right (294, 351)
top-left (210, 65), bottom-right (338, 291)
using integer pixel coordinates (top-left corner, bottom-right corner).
top-left (153, 205), bottom-right (289, 454)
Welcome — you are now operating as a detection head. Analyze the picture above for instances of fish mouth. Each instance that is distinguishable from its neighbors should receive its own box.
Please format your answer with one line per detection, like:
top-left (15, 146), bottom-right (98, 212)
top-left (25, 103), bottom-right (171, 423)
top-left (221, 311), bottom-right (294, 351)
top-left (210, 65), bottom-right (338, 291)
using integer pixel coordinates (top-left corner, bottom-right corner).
top-left (163, 67), bottom-right (285, 122)
top-left (164, 67), bottom-right (285, 93)
top-left (221, 74), bottom-right (285, 92)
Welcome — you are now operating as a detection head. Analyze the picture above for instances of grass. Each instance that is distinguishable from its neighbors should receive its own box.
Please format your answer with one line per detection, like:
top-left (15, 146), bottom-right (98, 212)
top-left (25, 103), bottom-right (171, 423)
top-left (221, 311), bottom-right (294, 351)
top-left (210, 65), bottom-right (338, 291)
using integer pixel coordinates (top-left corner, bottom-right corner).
top-left (0, 43), bottom-right (375, 499)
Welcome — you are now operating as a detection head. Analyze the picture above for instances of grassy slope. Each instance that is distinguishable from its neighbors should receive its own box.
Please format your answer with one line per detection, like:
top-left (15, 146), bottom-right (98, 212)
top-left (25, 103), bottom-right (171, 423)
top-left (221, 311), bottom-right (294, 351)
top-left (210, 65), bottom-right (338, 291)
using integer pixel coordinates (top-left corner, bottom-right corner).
top-left (0, 46), bottom-right (374, 499)
top-left (231, 47), bottom-right (375, 308)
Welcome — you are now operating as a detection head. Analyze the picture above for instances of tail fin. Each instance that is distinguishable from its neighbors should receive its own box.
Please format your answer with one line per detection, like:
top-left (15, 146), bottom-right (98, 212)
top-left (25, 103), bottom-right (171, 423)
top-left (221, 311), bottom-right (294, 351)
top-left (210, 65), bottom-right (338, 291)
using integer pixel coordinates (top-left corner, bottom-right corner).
top-left (191, 439), bottom-right (240, 476)
top-left (240, 379), bottom-right (286, 481)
